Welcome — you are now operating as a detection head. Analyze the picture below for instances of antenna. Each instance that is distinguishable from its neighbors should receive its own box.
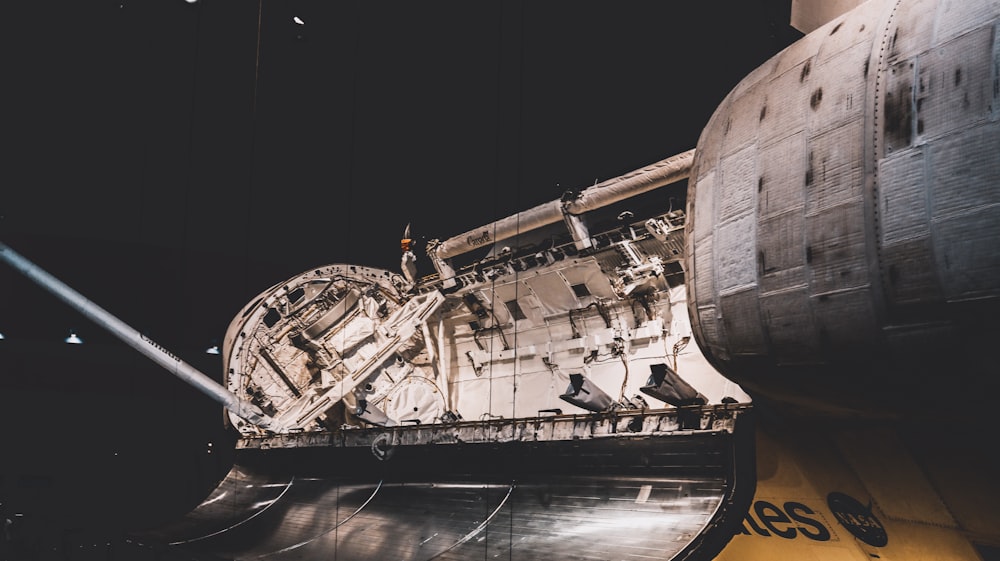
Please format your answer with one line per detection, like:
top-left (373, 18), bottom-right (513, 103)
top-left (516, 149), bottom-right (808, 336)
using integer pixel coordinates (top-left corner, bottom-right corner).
top-left (0, 242), bottom-right (274, 430)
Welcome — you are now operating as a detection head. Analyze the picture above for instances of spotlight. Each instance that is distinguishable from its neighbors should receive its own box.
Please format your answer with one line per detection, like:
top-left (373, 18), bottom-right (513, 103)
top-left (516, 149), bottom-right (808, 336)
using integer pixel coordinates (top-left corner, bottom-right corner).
top-left (640, 363), bottom-right (705, 406)
top-left (205, 343), bottom-right (220, 355)
top-left (0, 332), bottom-right (5, 340)
top-left (65, 330), bottom-right (83, 345)
top-left (559, 373), bottom-right (614, 412)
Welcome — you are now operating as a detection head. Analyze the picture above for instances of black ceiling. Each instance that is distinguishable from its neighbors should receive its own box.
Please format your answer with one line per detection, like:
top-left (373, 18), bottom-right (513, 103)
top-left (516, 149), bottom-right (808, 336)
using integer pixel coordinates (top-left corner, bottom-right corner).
top-left (2, 0), bottom-right (801, 353)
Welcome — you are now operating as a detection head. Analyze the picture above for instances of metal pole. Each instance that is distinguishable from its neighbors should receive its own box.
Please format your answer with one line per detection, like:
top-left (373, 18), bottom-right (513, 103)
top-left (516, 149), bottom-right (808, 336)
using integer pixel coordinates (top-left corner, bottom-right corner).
top-left (0, 241), bottom-right (273, 430)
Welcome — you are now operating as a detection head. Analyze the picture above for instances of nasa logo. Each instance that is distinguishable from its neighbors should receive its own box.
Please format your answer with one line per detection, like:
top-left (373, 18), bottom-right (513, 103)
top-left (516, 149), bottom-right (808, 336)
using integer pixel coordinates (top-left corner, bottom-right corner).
top-left (739, 500), bottom-right (831, 541)
top-left (827, 492), bottom-right (888, 547)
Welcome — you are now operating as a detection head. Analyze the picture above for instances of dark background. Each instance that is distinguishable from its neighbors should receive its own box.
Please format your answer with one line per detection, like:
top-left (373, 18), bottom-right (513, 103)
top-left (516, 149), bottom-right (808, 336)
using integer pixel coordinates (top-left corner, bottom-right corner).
top-left (0, 0), bottom-right (801, 558)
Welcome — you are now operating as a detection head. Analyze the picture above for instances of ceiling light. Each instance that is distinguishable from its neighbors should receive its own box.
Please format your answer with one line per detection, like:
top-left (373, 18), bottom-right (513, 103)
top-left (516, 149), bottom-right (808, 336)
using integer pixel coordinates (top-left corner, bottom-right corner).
top-left (65, 330), bottom-right (83, 344)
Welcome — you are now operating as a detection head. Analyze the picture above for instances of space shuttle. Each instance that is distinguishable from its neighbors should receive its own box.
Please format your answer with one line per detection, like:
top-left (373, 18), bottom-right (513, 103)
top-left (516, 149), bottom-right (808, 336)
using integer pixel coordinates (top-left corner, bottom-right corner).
top-left (3, 0), bottom-right (999, 558)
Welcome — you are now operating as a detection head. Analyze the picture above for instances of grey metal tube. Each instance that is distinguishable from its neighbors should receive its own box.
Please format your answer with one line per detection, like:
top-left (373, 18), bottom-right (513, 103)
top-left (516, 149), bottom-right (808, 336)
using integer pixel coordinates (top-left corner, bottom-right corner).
top-left (0, 241), bottom-right (274, 429)
top-left (433, 148), bottom-right (695, 260)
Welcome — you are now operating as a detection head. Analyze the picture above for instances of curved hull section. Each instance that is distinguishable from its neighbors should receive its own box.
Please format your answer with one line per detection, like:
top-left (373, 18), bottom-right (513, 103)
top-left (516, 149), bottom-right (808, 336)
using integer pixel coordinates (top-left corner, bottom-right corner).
top-left (685, 0), bottom-right (1000, 414)
top-left (138, 407), bottom-right (753, 561)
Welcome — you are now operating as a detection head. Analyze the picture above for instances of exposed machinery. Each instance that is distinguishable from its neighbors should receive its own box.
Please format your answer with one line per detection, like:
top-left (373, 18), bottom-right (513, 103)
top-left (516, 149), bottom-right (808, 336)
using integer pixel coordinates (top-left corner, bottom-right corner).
top-left (3, 0), bottom-right (1000, 559)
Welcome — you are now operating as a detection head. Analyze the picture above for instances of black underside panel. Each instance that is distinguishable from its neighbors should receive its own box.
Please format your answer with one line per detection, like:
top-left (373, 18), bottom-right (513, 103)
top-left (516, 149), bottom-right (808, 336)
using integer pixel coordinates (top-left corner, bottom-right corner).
top-left (153, 471), bottom-right (725, 561)
top-left (135, 423), bottom-right (752, 561)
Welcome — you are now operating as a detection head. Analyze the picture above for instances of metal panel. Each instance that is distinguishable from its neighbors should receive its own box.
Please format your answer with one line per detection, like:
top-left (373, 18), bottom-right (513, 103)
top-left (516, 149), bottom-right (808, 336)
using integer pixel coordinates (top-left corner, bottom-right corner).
top-left (692, 171), bottom-right (716, 243)
top-left (694, 237), bottom-right (715, 306)
top-left (915, 25), bottom-right (994, 142)
top-left (719, 82), bottom-right (764, 155)
top-left (805, 120), bottom-right (865, 215)
top-left (522, 273), bottom-right (578, 317)
top-left (758, 132), bottom-right (807, 219)
top-left (934, 205), bottom-right (1000, 300)
top-left (716, 213), bottom-right (757, 294)
top-left (760, 287), bottom-right (820, 363)
top-left (878, 147), bottom-right (943, 306)
top-left (882, 57), bottom-right (916, 153)
top-left (882, 236), bottom-right (944, 305)
top-left (880, 148), bottom-right (929, 244)
top-left (718, 288), bottom-right (769, 356)
top-left (933, 0), bottom-right (1000, 45)
top-left (697, 304), bottom-right (725, 361)
top-left (885, 0), bottom-right (937, 61)
top-left (137, 415), bottom-right (751, 561)
top-left (805, 201), bottom-right (869, 295)
top-left (759, 60), bottom-right (810, 147)
top-left (719, 145), bottom-right (758, 225)
top-left (759, 211), bottom-right (808, 295)
top-left (810, 42), bottom-right (871, 134)
top-left (813, 4), bottom-right (876, 63)
top-left (930, 122), bottom-right (1000, 300)
top-left (810, 287), bottom-right (879, 350)
top-left (930, 122), bottom-right (1000, 221)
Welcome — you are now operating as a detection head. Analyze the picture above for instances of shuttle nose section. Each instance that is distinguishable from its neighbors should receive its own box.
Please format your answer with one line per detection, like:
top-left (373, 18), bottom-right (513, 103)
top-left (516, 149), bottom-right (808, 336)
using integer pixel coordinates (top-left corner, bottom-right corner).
top-left (684, 0), bottom-right (1000, 415)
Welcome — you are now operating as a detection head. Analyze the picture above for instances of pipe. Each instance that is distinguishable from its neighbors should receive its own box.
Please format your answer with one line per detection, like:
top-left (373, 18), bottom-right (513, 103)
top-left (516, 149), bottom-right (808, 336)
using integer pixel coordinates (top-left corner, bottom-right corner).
top-left (432, 148), bottom-right (695, 260)
top-left (0, 241), bottom-right (274, 430)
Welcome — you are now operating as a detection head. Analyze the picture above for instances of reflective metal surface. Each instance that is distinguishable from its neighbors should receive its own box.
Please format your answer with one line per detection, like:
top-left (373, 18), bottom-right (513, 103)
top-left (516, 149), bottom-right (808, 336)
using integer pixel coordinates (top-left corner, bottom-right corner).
top-left (139, 409), bottom-right (753, 561)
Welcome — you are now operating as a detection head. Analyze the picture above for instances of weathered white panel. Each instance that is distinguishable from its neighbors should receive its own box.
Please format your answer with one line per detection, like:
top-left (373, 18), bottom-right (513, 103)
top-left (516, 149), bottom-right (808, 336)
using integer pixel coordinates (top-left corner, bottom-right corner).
top-left (814, 2), bottom-right (878, 63)
top-left (477, 288), bottom-right (511, 325)
top-left (882, 237), bottom-right (943, 304)
top-left (488, 368), bottom-right (518, 417)
top-left (719, 145), bottom-right (757, 224)
top-left (930, 122), bottom-right (1000, 219)
top-left (759, 132), bottom-right (807, 218)
top-left (805, 119), bottom-right (865, 214)
top-left (716, 214), bottom-right (757, 293)
top-left (692, 171), bottom-right (716, 243)
top-left (809, 42), bottom-right (870, 134)
top-left (694, 236), bottom-right (715, 308)
top-left (771, 23), bottom-right (827, 78)
top-left (810, 287), bottom-right (878, 348)
top-left (559, 262), bottom-right (617, 300)
top-left (759, 61), bottom-right (811, 147)
top-left (995, 20), bottom-right (1000, 120)
top-left (915, 25), bottom-right (994, 142)
top-left (880, 148), bottom-right (928, 244)
top-left (511, 370), bottom-right (564, 417)
top-left (696, 305), bottom-right (727, 361)
top-left (759, 211), bottom-right (808, 294)
top-left (934, 206), bottom-right (1000, 299)
top-left (524, 272), bottom-right (579, 316)
top-left (719, 287), bottom-right (768, 355)
top-left (492, 281), bottom-right (535, 324)
top-left (806, 201), bottom-right (869, 294)
top-left (882, 58), bottom-right (916, 153)
top-left (760, 288), bottom-right (821, 363)
top-left (934, 0), bottom-right (1000, 44)
top-left (720, 82), bottom-right (765, 155)
top-left (886, 0), bottom-right (937, 61)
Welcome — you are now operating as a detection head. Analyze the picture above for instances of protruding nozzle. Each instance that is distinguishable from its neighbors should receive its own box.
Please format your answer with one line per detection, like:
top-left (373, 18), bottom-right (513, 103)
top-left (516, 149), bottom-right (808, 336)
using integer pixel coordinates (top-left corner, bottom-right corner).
top-left (401, 222), bottom-right (414, 252)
